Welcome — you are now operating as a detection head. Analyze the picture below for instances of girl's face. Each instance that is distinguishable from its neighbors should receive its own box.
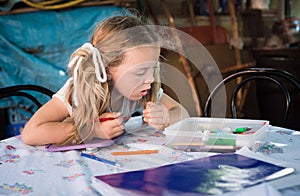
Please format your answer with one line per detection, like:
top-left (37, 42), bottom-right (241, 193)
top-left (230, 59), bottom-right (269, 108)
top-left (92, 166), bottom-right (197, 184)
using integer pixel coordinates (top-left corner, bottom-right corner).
top-left (109, 46), bottom-right (160, 101)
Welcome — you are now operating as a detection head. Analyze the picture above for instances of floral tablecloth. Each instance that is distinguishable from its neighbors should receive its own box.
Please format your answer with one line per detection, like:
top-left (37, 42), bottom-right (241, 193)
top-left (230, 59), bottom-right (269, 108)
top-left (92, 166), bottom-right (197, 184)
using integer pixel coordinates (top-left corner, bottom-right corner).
top-left (0, 123), bottom-right (299, 195)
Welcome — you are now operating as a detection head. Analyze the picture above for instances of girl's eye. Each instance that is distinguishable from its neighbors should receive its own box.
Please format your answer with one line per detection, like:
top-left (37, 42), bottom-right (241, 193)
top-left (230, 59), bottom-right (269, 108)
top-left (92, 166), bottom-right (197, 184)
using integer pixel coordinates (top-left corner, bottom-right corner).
top-left (136, 69), bottom-right (147, 76)
top-left (135, 62), bottom-right (158, 76)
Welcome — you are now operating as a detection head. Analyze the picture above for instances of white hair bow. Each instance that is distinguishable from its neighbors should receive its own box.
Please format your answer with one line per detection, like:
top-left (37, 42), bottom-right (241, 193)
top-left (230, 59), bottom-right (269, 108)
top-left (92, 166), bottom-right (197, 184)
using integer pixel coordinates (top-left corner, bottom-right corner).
top-left (68, 43), bottom-right (107, 106)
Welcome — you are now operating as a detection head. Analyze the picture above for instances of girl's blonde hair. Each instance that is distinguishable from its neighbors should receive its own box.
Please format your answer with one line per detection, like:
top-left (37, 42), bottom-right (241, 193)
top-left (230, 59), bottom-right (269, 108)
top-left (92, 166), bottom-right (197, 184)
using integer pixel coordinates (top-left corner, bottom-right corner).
top-left (59, 15), bottom-right (161, 145)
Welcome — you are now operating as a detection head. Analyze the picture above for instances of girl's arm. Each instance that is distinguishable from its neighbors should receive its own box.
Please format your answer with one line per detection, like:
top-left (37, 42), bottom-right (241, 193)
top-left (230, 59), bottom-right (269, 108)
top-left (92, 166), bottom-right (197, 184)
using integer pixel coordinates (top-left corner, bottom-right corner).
top-left (22, 97), bottom-right (125, 146)
top-left (22, 97), bottom-right (74, 146)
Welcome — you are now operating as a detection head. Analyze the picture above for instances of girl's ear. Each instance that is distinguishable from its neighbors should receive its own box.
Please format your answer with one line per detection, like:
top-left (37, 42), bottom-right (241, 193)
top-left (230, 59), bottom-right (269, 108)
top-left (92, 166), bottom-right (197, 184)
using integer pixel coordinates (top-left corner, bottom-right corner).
top-left (107, 73), bottom-right (112, 81)
top-left (106, 68), bottom-right (112, 81)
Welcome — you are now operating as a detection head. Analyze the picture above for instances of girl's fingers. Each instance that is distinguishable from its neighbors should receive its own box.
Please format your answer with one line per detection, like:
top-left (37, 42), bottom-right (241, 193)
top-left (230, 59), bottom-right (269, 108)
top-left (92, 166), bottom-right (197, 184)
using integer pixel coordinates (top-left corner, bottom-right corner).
top-left (96, 114), bottom-right (124, 139)
top-left (143, 102), bottom-right (170, 130)
top-left (109, 126), bottom-right (124, 138)
top-left (144, 111), bottom-right (165, 119)
top-left (143, 103), bottom-right (163, 117)
top-left (101, 125), bottom-right (124, 139)
top-left (145, 117), bottom-right (166, 125)
top-left (143, 103), bottom-right (168, 120)
top-left (101, 117), bottom-right (124, 127)
top-left (145, 102), bottom-right (163, 112)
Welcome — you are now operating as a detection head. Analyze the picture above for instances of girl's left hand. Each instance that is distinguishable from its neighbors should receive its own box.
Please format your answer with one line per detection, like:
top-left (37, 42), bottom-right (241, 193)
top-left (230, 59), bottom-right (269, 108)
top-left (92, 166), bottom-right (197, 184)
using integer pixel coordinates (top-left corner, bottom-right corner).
top-left (143, 102), bottom-right (170, 130)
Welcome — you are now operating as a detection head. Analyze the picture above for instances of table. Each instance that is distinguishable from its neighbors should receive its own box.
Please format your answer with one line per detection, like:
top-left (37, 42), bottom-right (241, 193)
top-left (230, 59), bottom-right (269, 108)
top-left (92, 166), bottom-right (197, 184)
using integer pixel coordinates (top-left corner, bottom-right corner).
top-left (0, 120), bottom-right (300, 195)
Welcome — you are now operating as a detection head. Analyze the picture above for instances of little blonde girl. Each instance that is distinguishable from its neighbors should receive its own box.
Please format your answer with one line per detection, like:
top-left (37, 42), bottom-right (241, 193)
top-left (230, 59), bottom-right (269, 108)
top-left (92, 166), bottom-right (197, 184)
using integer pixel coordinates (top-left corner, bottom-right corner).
top-left (22, 15), bottom-right (188, 146)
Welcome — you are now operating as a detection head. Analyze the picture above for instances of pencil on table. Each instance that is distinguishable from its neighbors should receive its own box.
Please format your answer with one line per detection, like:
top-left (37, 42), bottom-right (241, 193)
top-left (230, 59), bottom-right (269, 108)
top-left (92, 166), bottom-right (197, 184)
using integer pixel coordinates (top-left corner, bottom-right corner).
top-left (111, 149), bottom-right (159, 156)
top-left (80, 152), bottom-right (120, 167)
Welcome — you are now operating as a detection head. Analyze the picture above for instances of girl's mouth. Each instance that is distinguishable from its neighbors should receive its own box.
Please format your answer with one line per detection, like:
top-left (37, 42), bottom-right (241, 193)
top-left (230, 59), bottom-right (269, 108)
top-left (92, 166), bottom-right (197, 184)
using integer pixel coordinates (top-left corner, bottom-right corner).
top-left (140, 90), bottom-right (148, 96)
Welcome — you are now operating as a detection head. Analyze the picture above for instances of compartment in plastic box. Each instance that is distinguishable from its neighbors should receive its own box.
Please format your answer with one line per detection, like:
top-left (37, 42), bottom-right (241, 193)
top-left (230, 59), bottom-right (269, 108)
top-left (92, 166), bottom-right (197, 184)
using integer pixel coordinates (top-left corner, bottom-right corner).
top-left (164, 117), bottom-right (269, 152)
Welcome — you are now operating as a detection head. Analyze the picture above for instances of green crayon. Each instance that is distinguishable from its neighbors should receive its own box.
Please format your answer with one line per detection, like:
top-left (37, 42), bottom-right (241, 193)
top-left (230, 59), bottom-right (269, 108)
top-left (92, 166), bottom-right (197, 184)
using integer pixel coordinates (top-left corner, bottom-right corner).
top-left (234, 127), bottom-right (251, 133)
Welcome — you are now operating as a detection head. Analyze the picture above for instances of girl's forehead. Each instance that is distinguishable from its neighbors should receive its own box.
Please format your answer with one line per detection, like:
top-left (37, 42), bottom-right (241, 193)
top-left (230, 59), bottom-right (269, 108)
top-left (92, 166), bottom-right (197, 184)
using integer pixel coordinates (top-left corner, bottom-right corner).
top-left (122, 46), bottom-right (160, 64)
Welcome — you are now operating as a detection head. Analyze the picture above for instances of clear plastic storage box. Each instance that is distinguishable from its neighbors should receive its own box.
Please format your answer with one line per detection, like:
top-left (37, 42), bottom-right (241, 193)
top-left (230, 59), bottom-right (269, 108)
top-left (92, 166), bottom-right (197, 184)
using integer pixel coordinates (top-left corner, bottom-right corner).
top-left (164, 117), bottom-right (269, 152)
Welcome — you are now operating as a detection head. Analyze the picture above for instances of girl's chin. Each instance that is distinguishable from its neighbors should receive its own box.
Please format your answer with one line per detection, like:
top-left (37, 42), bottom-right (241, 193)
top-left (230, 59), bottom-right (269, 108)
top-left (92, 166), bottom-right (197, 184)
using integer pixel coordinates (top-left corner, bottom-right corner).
top-left (130, 96), bottom-right (143, 101)
top-left (128, 94), bottom-right (144, 101)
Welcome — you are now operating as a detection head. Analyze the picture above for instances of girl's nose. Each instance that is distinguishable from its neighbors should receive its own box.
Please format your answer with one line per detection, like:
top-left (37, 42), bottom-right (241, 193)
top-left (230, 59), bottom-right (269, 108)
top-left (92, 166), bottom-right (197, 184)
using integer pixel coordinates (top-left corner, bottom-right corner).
top-left (144, 72), bottom-right (155, 84)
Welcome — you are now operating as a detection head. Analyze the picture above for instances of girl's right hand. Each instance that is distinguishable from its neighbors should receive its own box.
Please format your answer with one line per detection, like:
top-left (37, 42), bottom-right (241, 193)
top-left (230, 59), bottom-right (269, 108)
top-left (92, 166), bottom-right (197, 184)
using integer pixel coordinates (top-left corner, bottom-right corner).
top-left (94, 112), bottom-right (124, 139)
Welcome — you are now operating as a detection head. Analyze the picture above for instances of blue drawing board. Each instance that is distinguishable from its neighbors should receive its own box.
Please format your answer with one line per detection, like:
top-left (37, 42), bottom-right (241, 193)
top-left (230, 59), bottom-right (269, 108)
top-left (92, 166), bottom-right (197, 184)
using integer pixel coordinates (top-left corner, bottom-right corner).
top-left (92, 153), bottom-right (294, 195)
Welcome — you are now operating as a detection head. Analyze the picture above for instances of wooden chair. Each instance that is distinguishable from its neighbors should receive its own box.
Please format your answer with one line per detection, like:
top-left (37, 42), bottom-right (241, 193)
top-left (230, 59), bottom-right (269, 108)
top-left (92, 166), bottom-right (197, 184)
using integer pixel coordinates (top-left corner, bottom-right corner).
top-left (203, 68), bottom-right (300, 129)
